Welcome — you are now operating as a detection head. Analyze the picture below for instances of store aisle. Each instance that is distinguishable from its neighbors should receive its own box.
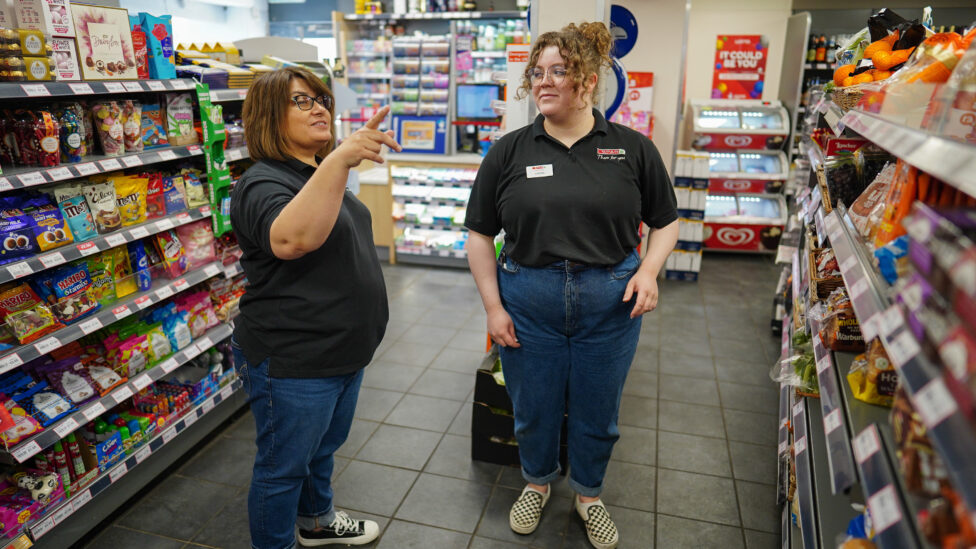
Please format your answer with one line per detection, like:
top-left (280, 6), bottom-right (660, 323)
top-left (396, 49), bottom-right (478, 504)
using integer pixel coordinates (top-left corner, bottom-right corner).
top-left (79, 255), bottom-right (783, 549)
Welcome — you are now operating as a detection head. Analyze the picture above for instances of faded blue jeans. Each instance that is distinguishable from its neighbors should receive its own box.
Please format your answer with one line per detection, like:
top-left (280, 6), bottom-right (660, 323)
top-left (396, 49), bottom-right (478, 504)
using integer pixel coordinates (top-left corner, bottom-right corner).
top-left (497, 250), bottom-right (642, 497)
top-left (232, 342), bottom-right (363, 549)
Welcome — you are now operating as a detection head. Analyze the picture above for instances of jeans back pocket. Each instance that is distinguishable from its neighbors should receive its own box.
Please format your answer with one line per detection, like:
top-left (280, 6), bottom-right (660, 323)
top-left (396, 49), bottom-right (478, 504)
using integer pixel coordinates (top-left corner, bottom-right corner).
top-left (498, 254), bottom-right (520, 274)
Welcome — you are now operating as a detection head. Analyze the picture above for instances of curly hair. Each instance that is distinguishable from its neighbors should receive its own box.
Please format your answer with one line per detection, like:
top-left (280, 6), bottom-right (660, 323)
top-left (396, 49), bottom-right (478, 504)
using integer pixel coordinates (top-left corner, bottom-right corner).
top-left (516, 22), bottom-right (613, 104)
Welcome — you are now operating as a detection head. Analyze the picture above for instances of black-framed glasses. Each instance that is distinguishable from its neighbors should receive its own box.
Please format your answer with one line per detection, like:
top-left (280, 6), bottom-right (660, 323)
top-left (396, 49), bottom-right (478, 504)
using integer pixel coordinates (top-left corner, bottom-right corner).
top-left (529, 65), bottom-right (568, 85)
top-left (290, 94), bottom-right (333, 111)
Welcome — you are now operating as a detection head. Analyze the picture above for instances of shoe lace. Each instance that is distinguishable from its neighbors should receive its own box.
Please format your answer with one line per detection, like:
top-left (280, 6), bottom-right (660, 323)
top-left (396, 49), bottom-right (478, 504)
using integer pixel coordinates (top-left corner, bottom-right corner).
top-left (329, 510), bottom-right (358, 536)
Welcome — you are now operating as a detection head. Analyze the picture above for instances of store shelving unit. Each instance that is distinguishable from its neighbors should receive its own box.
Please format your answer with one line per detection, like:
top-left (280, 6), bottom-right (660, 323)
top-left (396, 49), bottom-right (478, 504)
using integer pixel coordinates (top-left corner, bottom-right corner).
top-left (0, 76), bottom-right (250, 546)
top-left (343, 10), bottom-right (525, 21)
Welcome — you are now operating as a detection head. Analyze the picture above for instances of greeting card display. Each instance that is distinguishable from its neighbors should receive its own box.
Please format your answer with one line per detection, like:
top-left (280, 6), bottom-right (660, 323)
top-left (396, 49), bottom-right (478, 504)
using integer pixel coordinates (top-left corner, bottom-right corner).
top-left (71, 4), bottom-right (137, 80)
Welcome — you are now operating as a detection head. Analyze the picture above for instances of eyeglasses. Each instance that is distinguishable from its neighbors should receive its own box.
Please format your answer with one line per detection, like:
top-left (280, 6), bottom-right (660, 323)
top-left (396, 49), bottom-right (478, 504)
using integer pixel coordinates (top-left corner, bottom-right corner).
top-left (529, 65), bottom-right (567, 85)
top-left (290, 94), bottom-right (334, 111)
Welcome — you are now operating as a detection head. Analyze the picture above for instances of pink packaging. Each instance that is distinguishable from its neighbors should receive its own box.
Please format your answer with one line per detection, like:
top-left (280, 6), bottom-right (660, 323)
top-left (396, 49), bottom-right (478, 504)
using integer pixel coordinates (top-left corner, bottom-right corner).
top-left (174, 220), bottom-right (216, 271)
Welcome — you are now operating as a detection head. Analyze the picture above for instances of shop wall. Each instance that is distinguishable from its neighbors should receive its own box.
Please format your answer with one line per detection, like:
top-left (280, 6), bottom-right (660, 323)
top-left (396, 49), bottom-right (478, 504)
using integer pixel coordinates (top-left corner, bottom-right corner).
top-left (119, 0), bottom-right (269, 45)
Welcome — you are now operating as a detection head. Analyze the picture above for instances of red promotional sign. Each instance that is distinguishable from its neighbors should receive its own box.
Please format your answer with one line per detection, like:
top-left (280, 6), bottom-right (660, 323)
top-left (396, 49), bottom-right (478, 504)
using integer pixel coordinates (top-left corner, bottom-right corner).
top-left (712, 35), bottom-right (768, 100)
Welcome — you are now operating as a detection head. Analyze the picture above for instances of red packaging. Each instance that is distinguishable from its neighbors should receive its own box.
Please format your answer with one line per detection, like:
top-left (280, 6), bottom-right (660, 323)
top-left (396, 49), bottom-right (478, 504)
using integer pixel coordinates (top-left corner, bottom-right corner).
top-left (145, 173), bottom-right (166, 220)
top-left (130, 27), bottom-right (150, 80)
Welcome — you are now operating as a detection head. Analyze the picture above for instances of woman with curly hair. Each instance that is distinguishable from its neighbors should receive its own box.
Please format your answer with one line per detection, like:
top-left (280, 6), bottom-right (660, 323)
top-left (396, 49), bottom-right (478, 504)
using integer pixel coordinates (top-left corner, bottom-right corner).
top-left (464, 22), bottom-right (679, 549)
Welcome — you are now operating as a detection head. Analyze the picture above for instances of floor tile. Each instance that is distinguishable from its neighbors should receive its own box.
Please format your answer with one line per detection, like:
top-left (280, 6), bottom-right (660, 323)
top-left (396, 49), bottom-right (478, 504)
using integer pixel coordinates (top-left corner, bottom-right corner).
top-left (398, 323), bottom-right (459, 345)
top-left (729, 441), bottom-right (777, 485)
top-left (618, 395), bottom-right (656, 429)
top-left (658, 374), bottom-right (720, 407)
top-left (354, 388), bottom-right (404, 422)
top-left (724, 409), bottom-right (778, 446)
top-left (658, 350), bottom-right (715, 378)
top-left (737, 480), bottom-right (779, 533)
top-left (395, 473), bottom-right (492, 533)
top-left (190, 493), bottom-right (249, 548)
top-left (431, 347), bottom-right (490, 374)
top-left (657, 431), bottom-right (731, 477)
top-left (223, 411), bottom-right (256, 440)
top-left (659, 336), bottom-right (712, 357)
top-left (475, 486), bottom-right (569, 547)
top-left (336, 419), bottom-right (380, 458)
top-left (386, 394), bottom-right (464, 432)
top-left (563, 504), bottom-right (655, 549)
top-left (448, 329), bottom-right (490, 351)
top-left (417, 306), bottom-right (476, 329)
top-left (356, 424), bottom-right (442, 470)
top-left (745, 529), bottom-right (780, 549)
top-left (603, 461), bottom-right (655, 512)
top-left (410, 369), bottom-right (475, 401)
top-left (613, 425), bottom-right (656, 466)
top-left (622, 370), bottom-right (657, 399)
top-left (376, 520), bottom-right (472, 549)
top-left (656, 514), bottom-right (745, 549)
top-left (117, 476), bottom-right (238, 540)
top-left (363, 361), bottom-right (426, 392)
top-left (331, 461), bottom-right (419, 517)
top-left (468, 536), bottom-right (525, 548)
top-left (631, 341), bottom-right (659, 373)
top-left (85, 526), bottom-right (185, 549)
top-left (657, 469), bottom-right (740, 527)
top-left (382, 319), bottom-right (412, 342)
top-left (710, 336), bottom-right (769, 364)
top-left (179, 436), bottom-right (255, 488)
top-left (657, 400), bottom-right (726, 438)
top-left (718, 382), bottom-right (779, 414)
top-left (425, 434), bottom-right (501, 484)
top-left (379, 340), bottom-right (442, 367)
top-left (714, 356), bottom-right (774, 387)
top-left (448, 400), bottom-right (474, 435)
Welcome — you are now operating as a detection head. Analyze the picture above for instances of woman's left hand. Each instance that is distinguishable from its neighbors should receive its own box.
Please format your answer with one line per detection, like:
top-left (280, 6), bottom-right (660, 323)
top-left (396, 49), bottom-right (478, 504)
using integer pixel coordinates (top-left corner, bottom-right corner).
top-left (623, 270), bottom-right (659, 319)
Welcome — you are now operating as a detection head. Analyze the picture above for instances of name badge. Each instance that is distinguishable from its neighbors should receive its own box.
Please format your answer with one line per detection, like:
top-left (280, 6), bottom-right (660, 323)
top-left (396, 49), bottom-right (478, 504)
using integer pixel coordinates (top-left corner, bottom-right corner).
top-left (525, 164), bottom-right (553, 179)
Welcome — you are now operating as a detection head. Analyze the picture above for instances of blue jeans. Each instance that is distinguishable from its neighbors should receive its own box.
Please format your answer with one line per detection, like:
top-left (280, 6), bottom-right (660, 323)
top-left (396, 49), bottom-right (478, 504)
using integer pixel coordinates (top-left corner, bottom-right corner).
top-left (232, 342), bottom-right (364, 549)
top-left (497, 250), bottom-right (642, 497)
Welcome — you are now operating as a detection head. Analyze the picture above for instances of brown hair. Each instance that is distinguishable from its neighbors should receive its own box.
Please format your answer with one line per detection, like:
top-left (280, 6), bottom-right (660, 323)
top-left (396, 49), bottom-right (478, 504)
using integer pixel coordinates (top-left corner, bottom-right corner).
top-left (517, 22), bottom-right (613, 104)
top-left (242, 66), bottom-right (336, 162)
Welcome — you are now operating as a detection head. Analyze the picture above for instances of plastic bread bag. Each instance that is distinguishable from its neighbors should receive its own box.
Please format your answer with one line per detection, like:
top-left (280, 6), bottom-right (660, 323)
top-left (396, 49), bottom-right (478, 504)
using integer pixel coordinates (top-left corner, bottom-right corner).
top-left (820, 288), bottom-right (866, 353)
top-left (0, 394), bottom-right (42, 446)
top-left (165, 93), bottom-right (197, 146)
top-left (91, 101), bottom-right (124, 156)
top-left (121, 100), bottom-right (143, 153)
top-left (0, 207), bottom-right (39, 265)
top-left (848, 163), bottom-right (896, 240)
top-left (175, 220), bottom-right (215, 270)
top-left (82, 181), bottom-right (122, 234)
top-left (113, 175), bottom-right (148, 227)
top-left (0, 283), bottom-right (64, 344)
top-left (847, 340), bottom-right (898, 407)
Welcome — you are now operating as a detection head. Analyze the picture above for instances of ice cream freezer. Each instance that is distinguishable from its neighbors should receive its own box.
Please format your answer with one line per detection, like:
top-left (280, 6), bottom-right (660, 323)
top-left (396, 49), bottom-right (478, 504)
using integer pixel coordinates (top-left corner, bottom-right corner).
top-left (691, 99), bottom-right (790, 151)
top-left (703, 193), bottom-right (787, 253)
top-left (706, 150), bottom-right (789, 194)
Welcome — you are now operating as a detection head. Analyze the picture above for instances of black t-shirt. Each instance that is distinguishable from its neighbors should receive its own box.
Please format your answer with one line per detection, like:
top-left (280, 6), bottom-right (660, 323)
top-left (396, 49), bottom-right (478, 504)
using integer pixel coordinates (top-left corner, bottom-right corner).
top-left (465, 109), bottom-right (678, 267)
top-left (230, 158), bottom-right (388, 378)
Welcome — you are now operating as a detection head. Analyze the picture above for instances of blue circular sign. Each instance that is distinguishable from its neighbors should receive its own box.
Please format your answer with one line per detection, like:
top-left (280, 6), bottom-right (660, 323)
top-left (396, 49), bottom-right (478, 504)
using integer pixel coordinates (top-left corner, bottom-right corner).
top-left (610, 5), bottom-right (638, 58)
top-left (604, 57), bottom-right (627, 120)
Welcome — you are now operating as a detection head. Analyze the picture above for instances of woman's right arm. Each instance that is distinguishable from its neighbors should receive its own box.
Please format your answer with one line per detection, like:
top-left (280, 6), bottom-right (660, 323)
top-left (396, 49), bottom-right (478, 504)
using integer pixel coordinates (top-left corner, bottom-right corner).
top-left (467, 231), bottom-right (520, 348)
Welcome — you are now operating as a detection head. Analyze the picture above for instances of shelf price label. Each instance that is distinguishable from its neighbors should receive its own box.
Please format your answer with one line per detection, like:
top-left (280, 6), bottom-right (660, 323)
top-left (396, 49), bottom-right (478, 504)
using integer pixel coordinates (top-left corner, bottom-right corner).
top-left (878, 306), bottom-right (905, 340)
top-left (51, 503), bottom-right (73, 525)
top-left (162, 427), bottom-right (178, 443)
top-left (73, 488), bottom-right (93, 509)
top-left (185, 343), bottom-right (202, 359)
top-left (170, 80), bottom-right (189, 90)
top-left (853, 425), bottom-right (881, 464)
top-left (7, 262), bottom-right (33, 279)
top-left (861, 313), bottom-right (880, 343)
top-left (121, 155), bottom-right (144, 168)
top-left (76, 240), bottom-right (99, 256)
top-left (79, 317), bottom-right (103, 335)
top-left (158, 150), bottom-right (178, 161)
top-left (840, 254), bottom-right (857, 273)
top-left (68, 82), bottom-right (94, 95)
top-left (129, 226), bottom-right (150, 240)
top-left (11, 440), bottom-right (42, 462)
top-left (112, 304), bottom-right (131, 320)
top-left (18, 172), bottom-right (47, 186)
top-left (187, 145), bottom-right (202, 155)
top-left (123, 81), bottom-right (144, 92)
top-left (173, 278), bottom-right (189, 291)
top-left (30, 517), bottom-right (55, 539)
top-left (888, 331), bottom-right (921, 370)
top-left (0, 177), bottom-right (11, 192)
top-left (868, 485), bottom-right (903, 534)
top-left (133, 295), bottom-right (152, 309)
top-left (147, 80), bottom-right (167, 91)
top-left (912, 378), bottom-right (958, 429)
top-left (46, 167), bottom-right (73, 181)
top-left (823, 408), bottom-right (842, 434)
top-left (202, 398), bottom-right (215, 414)
top-left (75, 162), bottom-right (99, 176)
top-left (104, 82), bottom-right (126, 93)
top-left (220, 384), bottom-right (234, 399)
top-left (104, 233), bottom-right (127, 247)
top-left (778, 440), bottom-right (788, 455)
top-left (21, 84), bottom-right (50, 97)
top-left (38, 252), bottom-right (66, 269)
top-left (160, 357), bottom-right (179, 373)
top-left (112, 385), bottom-right (134, 404)
top-left (83, 401), bottom-right (107, 421)
top-left (54, 417), bottom-right (80, 439)
top-left (792, 402), bottom-right (804, 419)
top-left (203, 264), bottom-right (221, 277)
top-left (794, 435), bottom-right (807, 455)
top-left (109, 462), bottom-right (128, 483)
top-left (134, 445), bottom-right (151, 464)
top-left (132, 373), bottom-right (152, 391)
top-left (155, 286), bottom-right (175, 300)
top-left (156, 218), bottom-right (175, 231)
top-left (0, 353), bottom-right (22, 372)
top-left (816, 352), bottom-right (832, 374)
top-left (184, 410), bottom-right (198, 427)
top-left (99, 158), bottom-right (123, 171)
top-left (34, 336), bottom-right (61, 355)
top-left (849, 277), bottom-right (869, 299)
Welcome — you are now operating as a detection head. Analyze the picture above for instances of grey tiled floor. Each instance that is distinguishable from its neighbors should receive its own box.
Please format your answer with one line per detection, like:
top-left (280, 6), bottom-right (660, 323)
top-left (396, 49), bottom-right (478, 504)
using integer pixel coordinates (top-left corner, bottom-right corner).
top-left (82, 254), bottom-right (783, 549)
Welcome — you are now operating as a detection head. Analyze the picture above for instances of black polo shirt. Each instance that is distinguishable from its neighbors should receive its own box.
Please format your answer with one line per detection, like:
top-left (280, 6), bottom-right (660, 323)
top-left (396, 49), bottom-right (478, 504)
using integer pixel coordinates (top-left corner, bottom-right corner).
top-left (465, 109), bottom-right (678, 267)
top-left (230, 157), bottom-right (388, 378)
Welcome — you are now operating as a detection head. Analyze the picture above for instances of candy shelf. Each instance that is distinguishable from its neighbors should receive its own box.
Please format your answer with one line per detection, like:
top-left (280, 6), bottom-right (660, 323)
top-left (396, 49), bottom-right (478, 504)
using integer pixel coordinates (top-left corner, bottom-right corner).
top-left (394, 247), bottom-right (467, 268)
top-left (347, 73), bottom-right (394, 79)
top-left (0, 145), bottom-right (204, 192)
top-left (20, 379), bottom-right (245, 549)
top-left (395, 222), bottom-right (467, 232)
top-left (0, 79), bottom-right (197, 100)
top-left (344, 10), bottom-right (525, 21)
top-left (224, 146), bottom-right (250, 163)
top-left (208, 89), bottom-right (249, 103)
top-left (0, 205), bottom-right (212, 286)
top-left (839, 109), bottom-right (976, 199)
top-left (1, 322), bottom-right (234, 464)
top-left (394, 196), bottom-right (469, 206)
top-left (792, 398), bottom-right (818, 549)
top-left (811, 336), bottom-right (859, 495)
top-left (0, 261), bottom-right (236, 377)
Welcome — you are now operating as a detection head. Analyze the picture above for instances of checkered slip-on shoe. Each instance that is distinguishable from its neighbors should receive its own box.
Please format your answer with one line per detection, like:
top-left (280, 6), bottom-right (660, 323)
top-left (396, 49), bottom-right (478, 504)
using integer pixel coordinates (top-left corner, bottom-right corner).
top-left (575, 497), bottom-right (619, 549)
top-left (509, 484), bottom-right (551, 534)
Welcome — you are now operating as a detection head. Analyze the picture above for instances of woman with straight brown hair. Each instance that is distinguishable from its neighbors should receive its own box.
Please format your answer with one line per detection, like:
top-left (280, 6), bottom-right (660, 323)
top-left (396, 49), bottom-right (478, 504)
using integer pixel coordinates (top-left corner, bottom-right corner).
top-left (230, 66), bottom-right (401, 549)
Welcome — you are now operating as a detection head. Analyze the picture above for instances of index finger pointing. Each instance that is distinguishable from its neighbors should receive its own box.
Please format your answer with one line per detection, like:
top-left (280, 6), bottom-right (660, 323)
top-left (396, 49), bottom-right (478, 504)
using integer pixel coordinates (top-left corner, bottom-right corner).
top-left (365, 106), bottom-right (390, 130)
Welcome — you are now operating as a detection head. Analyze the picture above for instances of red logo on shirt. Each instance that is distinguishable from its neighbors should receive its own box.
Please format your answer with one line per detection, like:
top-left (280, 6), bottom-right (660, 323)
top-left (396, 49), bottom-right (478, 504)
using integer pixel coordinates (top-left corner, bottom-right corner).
top-left (596, 148), bottom-right (626, 161)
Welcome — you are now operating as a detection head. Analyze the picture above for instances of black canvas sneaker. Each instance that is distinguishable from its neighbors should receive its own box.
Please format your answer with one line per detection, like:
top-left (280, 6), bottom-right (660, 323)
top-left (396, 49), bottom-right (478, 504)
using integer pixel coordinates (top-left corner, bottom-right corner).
top-left (297, 510), bottom-right (379, 546)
